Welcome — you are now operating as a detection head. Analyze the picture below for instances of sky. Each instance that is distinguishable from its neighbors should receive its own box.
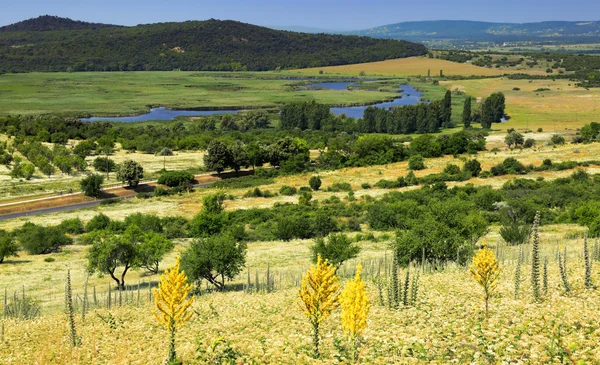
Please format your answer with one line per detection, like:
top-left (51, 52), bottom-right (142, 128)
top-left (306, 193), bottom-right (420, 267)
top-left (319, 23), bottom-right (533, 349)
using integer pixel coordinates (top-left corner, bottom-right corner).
top-left (1, 0), bottom-right (599, 30)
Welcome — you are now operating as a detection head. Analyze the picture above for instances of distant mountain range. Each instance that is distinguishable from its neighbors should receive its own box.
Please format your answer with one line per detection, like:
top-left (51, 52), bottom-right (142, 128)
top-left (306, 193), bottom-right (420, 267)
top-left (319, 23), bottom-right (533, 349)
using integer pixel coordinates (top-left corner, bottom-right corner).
top-left (0, 16), bottom-right (426, 73)
top-left (277, 20), bottom-right (600, 44)
top-left (347, 20), bottom-right (600, 42)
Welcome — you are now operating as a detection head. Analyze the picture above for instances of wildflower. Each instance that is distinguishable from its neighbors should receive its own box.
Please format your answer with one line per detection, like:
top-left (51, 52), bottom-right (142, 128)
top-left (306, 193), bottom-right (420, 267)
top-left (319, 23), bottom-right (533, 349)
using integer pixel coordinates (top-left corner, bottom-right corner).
top-left (470, 243), bottom-right (501, 315)
top-left (340, 264), bottom-right (370, 361)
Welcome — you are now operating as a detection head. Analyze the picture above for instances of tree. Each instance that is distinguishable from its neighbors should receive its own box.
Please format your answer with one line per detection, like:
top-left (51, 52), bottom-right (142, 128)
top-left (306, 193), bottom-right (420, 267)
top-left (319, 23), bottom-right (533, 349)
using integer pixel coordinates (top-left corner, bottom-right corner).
top-left (441, 90), bottom-right (452, 128)
top-left (462, 97), bottom-right (472, 128)
top-left (93, 157), bottom-right (116, 180)
top-left (157, 147), bottom-right (173, 170)
top-left (481, 92), bottom-right (505, 128)
top-left (203, 140), bottom-right (232, 174)
top-left (87, 227), bottom-right (140, 290)
top-left (80, 174), bottom-right (104, 198)
top-left (298, 255), bottom-right (340, 358)
top-left (85, 213), bottom-right (111, 232)
top-left (551, 134), bottom-right (566, 145)
top-left (116, 160), bottom-right (144, 187)
top-left (180, 234), bottom-right (247, 290)
top-left (137, 232), bottom-right (174, 274)
top-left (311, 233), bottom-right (360, 270)
top-left (153, 256), bottom-right (195, 364)
top-left (54, 155), bottom-right (73, 175)
top-left (504, 131), bottom-right (524, 148)
top-left (229, 142), bottom-right (249, 172)
top-left (0, 229), bottom-right (18, 264)
top-left (309, 176), bottom-right (322, 191)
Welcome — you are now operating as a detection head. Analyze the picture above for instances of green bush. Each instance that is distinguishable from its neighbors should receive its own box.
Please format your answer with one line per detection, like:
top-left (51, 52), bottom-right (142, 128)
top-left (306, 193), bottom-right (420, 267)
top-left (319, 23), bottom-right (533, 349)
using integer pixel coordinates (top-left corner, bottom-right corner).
top-left (309, 176), bottom-right (322, 191)
top-left (85, 213), bottom-right (111, 232)
top-left (361, 182), bottom-right (371, 189)
top-left (157, 170), bottom-right (194, 187)
top-left (124, 213), bottom-right (163, 233)
top-left (490, 158), bottom-right (528, 176)
top-left (408, 154), bottom-right (425, 170)
top-left (551, 134), bottom-right (566, 145)
top-left (311, 233), bottom-right (360, 270)
top-left (279, 185), bottom-right (297, 196)
top-left (17, 223), bottom-right (73, 255)
top-left (57, 218), bottom-right (85, 235)
top-left (326, 182), bottom-right (353, 192)
top-left (243, 188), bottom-right (275, 198)
top-left (443, 164), bottom-right (461, 175)
top-left (212, 176), bottom-right (274, 189)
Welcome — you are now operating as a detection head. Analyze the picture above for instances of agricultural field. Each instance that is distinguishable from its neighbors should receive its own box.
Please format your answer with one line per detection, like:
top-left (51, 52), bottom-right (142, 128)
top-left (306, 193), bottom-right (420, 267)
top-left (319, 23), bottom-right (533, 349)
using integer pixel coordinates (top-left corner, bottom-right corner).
top-left (442, 78), bottom-right (600, 131)
top-left (290, 56), bottom-right (545, 77)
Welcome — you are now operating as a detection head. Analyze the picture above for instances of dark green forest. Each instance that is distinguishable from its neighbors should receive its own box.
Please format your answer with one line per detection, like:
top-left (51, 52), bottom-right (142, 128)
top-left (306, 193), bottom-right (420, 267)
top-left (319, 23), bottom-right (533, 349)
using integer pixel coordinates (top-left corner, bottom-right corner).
top-left (0, 16), bottom-right (427, 73)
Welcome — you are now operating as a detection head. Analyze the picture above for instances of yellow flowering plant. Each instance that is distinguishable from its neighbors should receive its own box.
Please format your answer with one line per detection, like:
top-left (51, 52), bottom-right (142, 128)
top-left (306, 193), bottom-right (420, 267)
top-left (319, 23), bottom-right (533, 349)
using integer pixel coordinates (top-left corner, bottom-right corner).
top-left (470, 243), bottom-right (501, 315)
top-left (298, 254), bottom-right (340, 358)
top-left (153, 256), bottom-right (196, 364)
top-left (340, 264), bottom-right (370, 361)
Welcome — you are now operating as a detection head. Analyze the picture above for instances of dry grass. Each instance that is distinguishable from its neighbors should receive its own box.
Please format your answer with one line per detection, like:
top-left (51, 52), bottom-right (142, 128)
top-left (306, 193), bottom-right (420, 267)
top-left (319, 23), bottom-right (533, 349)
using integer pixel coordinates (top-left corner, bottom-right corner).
top-left (442, 78), bottom-right (600, 131)
top-left (291, 57), bottom-right (538, 77)
top-left (3, 225), bottom-right (600, 363)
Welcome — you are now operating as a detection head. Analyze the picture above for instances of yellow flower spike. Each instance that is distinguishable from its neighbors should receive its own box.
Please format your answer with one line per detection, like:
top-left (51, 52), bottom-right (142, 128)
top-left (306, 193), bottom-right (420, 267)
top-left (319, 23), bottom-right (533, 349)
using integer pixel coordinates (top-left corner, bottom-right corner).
top-left (470, 245), bottom-right (501, 316)
top-left (340, 264), bottom-right (370, 361)
top-left (152, 256), bottom-right (195, 363)
top-left (298, 255), bottom-right (340, 358)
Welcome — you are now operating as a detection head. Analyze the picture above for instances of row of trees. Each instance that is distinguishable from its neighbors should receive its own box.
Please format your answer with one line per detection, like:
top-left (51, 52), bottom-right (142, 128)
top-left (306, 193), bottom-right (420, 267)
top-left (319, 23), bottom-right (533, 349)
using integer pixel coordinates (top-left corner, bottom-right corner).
top-left (280, 91), bottom-right (453, 135)
top-left (462, 92), bottom-right (506, 128)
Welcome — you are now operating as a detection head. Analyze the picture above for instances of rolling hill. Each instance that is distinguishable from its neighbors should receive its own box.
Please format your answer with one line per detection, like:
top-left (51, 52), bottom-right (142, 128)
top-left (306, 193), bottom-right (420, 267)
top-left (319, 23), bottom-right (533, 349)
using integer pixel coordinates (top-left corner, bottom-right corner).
top-left (0, 16), bottom-right (427, 73)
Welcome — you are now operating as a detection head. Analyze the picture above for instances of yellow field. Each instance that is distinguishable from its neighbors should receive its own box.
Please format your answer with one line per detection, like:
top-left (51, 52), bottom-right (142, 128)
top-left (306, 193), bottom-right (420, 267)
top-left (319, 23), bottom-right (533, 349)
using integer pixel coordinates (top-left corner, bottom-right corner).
top-left (442, 78), bottom-right (600, 131)
top-left (291, 57), bottom-right (541, 77)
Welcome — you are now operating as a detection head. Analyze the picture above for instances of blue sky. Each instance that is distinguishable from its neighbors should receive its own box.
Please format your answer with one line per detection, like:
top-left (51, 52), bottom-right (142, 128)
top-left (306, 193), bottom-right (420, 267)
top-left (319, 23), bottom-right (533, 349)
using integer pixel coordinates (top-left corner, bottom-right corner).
top-left (1, 0), bottom-right (599, 30)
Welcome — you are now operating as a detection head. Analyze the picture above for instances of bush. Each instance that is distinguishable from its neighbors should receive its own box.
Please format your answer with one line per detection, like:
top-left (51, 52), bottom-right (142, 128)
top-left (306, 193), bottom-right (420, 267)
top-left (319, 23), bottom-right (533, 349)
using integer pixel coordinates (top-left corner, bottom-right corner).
top-left (298, 191), bottom-right (312, 206)
top-left (44, 257), bottom-right (55, 263)
top-left (275, 215), bottom-right (312, 241)
top-left (490, 158), bottom-right (528, 176)
top-left (279, 185), bottom-right (297, 196)
top-left (408, 154), bottom-right (425, 170)
top-left (314, 211), bottom-right (339, 237)
top-left (361, 183), bottom-right (371, 189)
top-left (85, 213), bottom-right (111, 232)
top-left (17, 223), bottom-right (72, 255)
top-left (551, 134), bottom-right (566, 145)
top-left (309, 176), bottom-right (322, 191)
top-left (212, 175), bottom-right (274, 189)
top-left (161, 216), bottom-right (190, 239)
top-left (463, 159), bottom-right (482, 177)
top-left (0, 230), bottom-right (18, 264)
top-left (244, 188), bottom-right (275, 198)
top-left (326, 182), bottom-right (353, 192)
top-left (157, 170), bottom-right (194, 187)
top-left (443, 164), bottom-right (461, 175)
top-left (57, 218), bottom-right (85, 235)
top-left (124, 213), bottom-right (163, 233)
top-left (523, 138), bottom-right (536, 148)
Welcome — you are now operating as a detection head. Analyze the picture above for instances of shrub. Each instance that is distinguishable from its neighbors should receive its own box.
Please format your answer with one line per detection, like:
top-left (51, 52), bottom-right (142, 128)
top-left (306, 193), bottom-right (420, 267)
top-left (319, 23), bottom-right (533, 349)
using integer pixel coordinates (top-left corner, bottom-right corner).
top-left (157, 170), bottom-right (194, 187)
top-left (408, 154), bottom-right (425, 170)
top-left (212, 176), bottom-right (274, 189)
top-left (279, 185), bottom-right (297, 196)
top-left (57, 218), bottom-right (85, 235)
top-left (326, 182), bottom-right (353, 192)
top-left (298, 191), bottom-right (313, 206)
top-left (124, 213), bottom-right (163, 233)
top-left (463, 159), bottom-right (482, 177)
top-left (244, 188), bottom-right (275, 198)
top-left (85, 213), bottom-right (111, 232)
top-left (361, 183), bottom-right (371, 189)
top-left (443, 164), bottom-right (461, 175)
top-left (551, 134), bottom-right (566, 145)
top-left (309, 176), bottom-right (322, 191)
top-left (44, 257), bottom-right (55, 263)
top-left (275, 215), bottom-right (312, 241)
top-left (537, 128), bottom-right (543, 132)
top-left (523, 138), bottom-right (536, 148)
top-left (161, 216), bottom-right (190, 239)
top-left (17, 223), bottom-right (73, 255)
top-left (314, 211), bottom-right (339, 237)
top-left (0, 229), bottom-right (18, 264)
top-left (490, 158), bottom-right (527, 176)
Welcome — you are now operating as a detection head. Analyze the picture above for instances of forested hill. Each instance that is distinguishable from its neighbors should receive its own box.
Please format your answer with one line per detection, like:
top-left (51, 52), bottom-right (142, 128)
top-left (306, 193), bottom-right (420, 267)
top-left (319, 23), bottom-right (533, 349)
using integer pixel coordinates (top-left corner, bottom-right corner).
top-left (0, 17), bottom-right (427, 73)
top-left (347, 20), bottom-right (600, 42)
top-left (0, 15), bottom-right (118, 32)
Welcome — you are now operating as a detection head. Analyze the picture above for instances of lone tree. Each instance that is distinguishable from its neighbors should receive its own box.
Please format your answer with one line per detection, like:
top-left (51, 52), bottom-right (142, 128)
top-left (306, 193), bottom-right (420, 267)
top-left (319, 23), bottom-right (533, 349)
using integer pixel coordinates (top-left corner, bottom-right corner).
top-left (80, 174), bottom-right (104, 198)
top-left (311, 233), bottom-right (360, 271)
top-left (462, 97), bottom-right (472, 128)
top-left (116, 160), bottom-right (144, 187)
top-left (87, 227), bottom-right (141, 290)
top-left (180, 234), bottom-right (247, 290)
top-left (157, 147), bottom-right (173, 170)
top-left (0, 229), bottom-right (18, 264)
top-left (203, 140), bottom-right (232, 174)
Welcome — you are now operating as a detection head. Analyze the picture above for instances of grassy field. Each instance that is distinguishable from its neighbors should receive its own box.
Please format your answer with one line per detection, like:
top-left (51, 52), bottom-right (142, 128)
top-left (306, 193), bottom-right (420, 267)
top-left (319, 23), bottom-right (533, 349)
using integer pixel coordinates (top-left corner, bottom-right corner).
top-left (442, 78), bottom-right (600, 131)
top-left (0, 72), bottom-right (403, 116)
top-left (2, 224), bottom-right (600, 363)
top-left (290, 56), bottom-right (547, 77)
